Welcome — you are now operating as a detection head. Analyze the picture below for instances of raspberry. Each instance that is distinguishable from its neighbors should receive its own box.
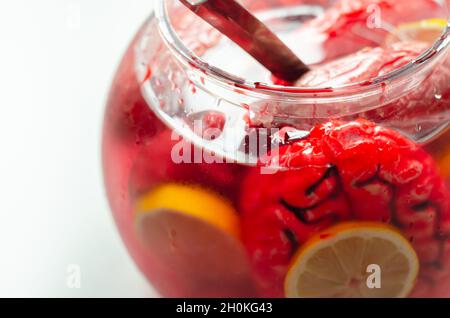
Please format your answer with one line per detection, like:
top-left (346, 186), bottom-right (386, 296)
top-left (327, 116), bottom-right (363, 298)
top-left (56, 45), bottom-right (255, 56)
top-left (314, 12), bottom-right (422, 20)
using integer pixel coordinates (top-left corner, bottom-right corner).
top-left (240, 119), bottom-right (450, 297)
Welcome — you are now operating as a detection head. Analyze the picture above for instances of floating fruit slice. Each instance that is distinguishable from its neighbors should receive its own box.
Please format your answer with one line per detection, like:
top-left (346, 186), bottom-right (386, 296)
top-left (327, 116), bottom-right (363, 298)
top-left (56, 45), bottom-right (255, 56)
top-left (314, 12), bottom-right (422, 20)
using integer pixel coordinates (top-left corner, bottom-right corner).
top-left (423, 128), bottom-right (450, 178)
top-left (285, 222), bottom-right (419, 298)
top-left (135, 183), bottom-right (254, 297)
top-left (434, 133), bottom-right (450, 178)
top-left (439, 149), bottom-right (450, 178)
top-left (386, 18), bottom-right (448, 45)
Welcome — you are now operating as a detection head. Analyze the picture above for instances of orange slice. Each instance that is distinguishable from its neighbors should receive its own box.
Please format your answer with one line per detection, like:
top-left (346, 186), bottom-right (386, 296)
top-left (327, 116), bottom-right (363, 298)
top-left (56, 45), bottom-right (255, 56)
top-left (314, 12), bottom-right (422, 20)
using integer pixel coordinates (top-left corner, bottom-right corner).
top-left (135, 183), bottom-right (254, 297)
top-left (436, 143), bottom-right (450, 178)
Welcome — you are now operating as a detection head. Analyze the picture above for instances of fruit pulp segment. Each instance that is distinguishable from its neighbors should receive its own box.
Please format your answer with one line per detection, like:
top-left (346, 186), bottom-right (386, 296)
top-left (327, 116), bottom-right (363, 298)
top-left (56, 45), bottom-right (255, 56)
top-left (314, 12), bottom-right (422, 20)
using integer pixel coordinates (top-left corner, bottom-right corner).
top-left (284, 222), bottom-right (419, 298)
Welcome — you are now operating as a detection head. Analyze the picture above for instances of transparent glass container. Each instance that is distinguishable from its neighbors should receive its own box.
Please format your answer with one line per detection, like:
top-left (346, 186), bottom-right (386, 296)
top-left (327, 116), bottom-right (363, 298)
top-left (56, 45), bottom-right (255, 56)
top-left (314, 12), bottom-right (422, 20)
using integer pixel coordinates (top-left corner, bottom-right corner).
top-left (103, 0), bottom-right (450, 297)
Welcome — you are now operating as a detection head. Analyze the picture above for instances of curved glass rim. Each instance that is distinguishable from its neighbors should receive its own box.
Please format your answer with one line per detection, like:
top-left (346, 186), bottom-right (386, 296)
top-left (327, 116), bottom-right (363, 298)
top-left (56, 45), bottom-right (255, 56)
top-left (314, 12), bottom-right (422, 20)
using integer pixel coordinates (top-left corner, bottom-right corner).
top-left (155, 0), bottom-right (450, 98)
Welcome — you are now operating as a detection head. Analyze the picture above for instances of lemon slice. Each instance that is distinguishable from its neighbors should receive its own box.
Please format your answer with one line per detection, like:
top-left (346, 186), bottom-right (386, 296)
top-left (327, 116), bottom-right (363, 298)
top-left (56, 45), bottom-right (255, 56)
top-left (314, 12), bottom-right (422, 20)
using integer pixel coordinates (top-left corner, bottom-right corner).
top-left (135, 183), bottom-right (254, 297)
top-left (285, 222), bottom-right (419, 298)
top-left (386, 18), bottom-right (448, 45)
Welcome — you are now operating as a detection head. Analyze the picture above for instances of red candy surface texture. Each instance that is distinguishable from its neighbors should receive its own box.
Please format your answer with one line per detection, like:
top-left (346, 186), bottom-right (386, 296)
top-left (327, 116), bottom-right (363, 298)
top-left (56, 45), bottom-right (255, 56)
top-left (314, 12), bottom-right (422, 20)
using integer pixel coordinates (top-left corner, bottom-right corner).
top-left (240, 120), bottom-right (450, 297)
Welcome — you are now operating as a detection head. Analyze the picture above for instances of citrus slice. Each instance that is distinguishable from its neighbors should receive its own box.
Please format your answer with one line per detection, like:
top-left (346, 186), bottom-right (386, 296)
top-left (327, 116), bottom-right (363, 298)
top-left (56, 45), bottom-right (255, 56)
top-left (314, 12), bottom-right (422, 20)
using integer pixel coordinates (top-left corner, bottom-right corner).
top-left (285, 222), bottom-right (419, 298)
top-left (439, 150), bottom-right (450, 178)
top-left (436, 139), bottom-right (450, 178)
top-left (135, 183), bottom-right (255, 297)
top-left (386, 18), bottom-right (448, 45)
top-left (424, 128), bottom-right (450, 178)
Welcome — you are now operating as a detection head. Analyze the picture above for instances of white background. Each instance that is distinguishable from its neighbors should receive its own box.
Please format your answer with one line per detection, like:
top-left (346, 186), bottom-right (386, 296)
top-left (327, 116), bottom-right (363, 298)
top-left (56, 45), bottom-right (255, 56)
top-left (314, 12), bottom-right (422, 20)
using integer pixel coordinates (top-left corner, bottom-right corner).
top-left (0, 0), bottom-right (158, 297)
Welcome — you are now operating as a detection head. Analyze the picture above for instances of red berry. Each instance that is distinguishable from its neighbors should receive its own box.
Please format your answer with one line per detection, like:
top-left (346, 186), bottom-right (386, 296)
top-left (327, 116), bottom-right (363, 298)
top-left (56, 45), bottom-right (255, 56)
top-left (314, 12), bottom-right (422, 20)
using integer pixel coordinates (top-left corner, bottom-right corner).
top-left (240, 119), bottom-right (450, 297)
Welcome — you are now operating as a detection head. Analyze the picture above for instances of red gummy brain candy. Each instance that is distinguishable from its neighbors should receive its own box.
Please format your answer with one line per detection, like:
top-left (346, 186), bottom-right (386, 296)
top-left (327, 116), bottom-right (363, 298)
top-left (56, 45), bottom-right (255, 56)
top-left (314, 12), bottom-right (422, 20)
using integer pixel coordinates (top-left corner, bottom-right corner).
top-left (240, 119), bottom-right (450, 297)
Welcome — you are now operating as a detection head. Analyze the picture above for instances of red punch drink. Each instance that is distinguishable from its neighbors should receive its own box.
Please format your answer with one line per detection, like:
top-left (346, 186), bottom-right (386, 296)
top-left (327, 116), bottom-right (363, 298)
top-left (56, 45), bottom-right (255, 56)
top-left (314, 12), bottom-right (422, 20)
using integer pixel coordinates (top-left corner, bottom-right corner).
top-left (103, 0), bottom-right (450, 297)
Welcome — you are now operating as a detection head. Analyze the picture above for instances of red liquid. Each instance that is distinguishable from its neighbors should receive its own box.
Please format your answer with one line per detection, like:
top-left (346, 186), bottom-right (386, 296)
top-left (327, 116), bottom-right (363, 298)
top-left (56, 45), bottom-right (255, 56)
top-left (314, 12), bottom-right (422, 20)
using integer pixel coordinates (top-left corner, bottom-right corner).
top-left (103, 34), bottom-right (253, 297)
